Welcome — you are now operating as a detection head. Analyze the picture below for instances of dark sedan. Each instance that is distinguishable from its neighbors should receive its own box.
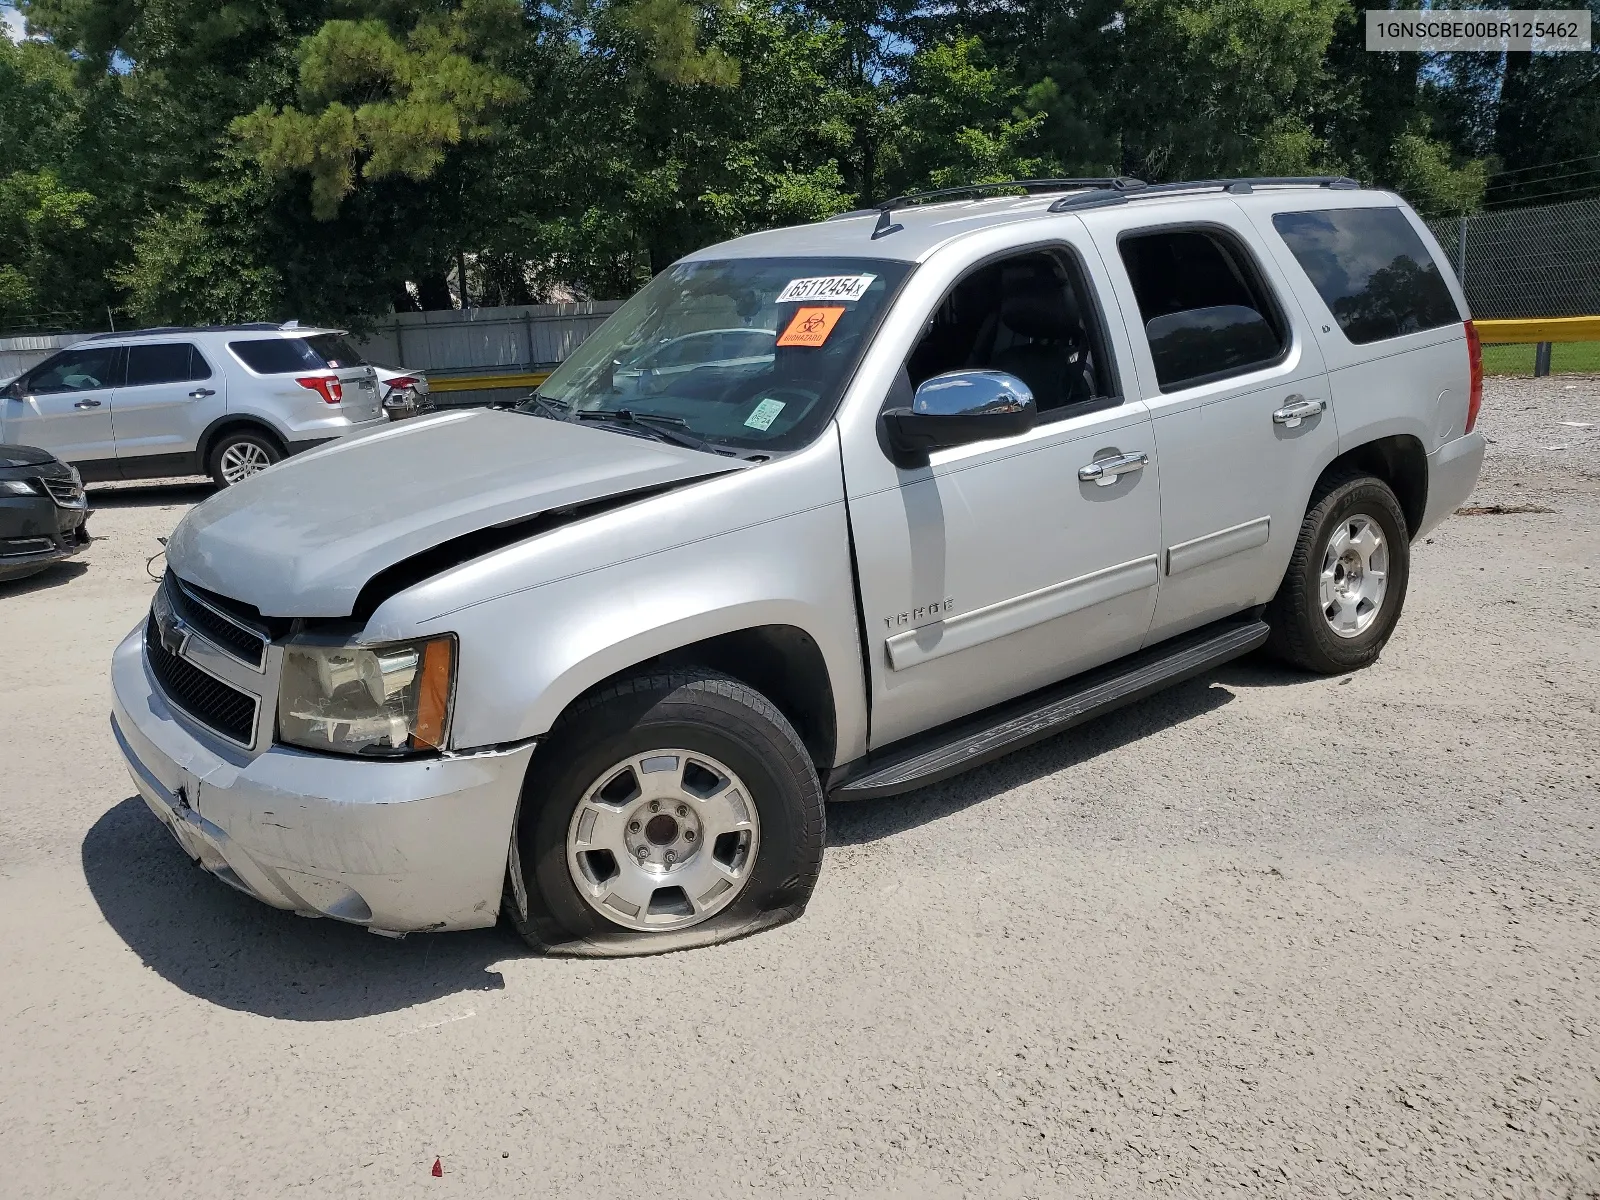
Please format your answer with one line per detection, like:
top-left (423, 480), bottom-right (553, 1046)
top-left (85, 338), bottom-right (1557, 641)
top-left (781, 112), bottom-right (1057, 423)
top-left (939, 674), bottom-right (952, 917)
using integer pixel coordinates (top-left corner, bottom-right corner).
top-left (0, 444), bottom-right (92, 582)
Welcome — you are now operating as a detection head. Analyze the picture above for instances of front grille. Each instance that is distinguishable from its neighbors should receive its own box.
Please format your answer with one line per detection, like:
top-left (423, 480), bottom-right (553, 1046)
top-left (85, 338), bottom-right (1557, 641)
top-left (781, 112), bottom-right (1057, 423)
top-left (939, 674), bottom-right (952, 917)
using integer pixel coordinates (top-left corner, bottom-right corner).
top-left (165, 572), bottom-right (268, 669)
top-left (145, 614), bottom-right (258, 744)
top-left (39, 477), bottom-right (85, 508)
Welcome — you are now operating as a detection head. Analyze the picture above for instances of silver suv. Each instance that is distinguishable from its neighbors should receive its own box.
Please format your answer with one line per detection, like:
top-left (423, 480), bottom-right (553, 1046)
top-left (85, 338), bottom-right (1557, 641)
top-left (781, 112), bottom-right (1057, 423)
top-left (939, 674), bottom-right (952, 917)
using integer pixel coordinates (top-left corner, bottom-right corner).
top-left (110, 177), bottom-right (1486, 955)
top-left (0, 323), bottom-right (385, 488)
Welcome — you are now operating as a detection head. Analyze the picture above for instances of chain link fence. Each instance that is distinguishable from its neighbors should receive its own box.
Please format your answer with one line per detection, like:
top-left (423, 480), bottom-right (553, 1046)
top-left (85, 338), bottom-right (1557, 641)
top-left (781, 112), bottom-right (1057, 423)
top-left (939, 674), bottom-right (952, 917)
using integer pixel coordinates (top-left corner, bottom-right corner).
top-left (1427, 195), bottom-right (1600, 320)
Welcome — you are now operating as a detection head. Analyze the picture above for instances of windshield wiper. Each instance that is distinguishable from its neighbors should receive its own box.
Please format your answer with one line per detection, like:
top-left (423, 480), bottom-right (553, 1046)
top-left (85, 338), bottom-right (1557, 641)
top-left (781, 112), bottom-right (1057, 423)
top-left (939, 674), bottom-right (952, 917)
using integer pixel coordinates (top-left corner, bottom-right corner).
top-left (576, 408), bottom-right (732, 455)
top-left (512, 392), bottom-right (571, 421)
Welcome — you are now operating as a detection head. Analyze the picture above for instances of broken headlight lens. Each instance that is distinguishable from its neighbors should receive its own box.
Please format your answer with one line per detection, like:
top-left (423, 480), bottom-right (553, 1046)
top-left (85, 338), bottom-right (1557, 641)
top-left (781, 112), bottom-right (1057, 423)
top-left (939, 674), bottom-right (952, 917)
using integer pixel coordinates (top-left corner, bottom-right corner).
top-left (277, 635), bottom-right (455, 755)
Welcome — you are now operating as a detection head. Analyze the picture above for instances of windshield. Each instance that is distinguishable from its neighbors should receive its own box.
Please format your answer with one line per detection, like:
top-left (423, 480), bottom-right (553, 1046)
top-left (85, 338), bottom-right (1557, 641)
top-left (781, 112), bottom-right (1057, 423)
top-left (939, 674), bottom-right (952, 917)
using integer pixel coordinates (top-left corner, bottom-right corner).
top-left (529, 257), bottom-right (912, 452)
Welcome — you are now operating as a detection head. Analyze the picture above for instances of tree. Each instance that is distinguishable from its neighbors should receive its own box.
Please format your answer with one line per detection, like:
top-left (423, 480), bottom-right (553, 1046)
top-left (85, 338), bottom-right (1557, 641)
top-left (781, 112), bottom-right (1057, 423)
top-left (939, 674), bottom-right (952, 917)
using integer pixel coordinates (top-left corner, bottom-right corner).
top-left (0, 36), bottom-right (103, 328)
top-left (233, 0), bottom-right (523, 219)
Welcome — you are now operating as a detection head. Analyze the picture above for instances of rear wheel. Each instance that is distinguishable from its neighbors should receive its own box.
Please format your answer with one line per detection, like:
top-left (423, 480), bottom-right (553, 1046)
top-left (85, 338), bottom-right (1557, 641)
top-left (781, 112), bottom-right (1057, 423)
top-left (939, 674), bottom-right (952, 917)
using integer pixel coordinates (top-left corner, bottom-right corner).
top-left (208, 429), bottom-right (281, 488)
top-left (505, 669), bottom-right (825, 956)
top-left (1267, 471), bottom-right (1410, 674)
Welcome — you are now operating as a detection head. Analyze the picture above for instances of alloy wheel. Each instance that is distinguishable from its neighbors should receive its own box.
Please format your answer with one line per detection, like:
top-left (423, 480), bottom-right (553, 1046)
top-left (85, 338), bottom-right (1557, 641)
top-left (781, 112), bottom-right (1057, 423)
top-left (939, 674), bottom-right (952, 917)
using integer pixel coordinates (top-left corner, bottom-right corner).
top-left (565, 749), bottom-right (760, 932)
top-left (1320, 513), bottom-right (1388, 638)
top-left (218, 441), bottom-right (273, 485)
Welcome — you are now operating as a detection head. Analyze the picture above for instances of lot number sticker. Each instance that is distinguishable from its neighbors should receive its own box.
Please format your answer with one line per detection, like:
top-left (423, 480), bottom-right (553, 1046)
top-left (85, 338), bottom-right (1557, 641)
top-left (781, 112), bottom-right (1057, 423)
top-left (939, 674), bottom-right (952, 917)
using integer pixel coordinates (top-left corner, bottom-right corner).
top-left (744, 397), bottom-right (787, 431)
top-left (777, 306), bottom-right (845, 348)
top-left (775, 274), bottom-right (876, 303)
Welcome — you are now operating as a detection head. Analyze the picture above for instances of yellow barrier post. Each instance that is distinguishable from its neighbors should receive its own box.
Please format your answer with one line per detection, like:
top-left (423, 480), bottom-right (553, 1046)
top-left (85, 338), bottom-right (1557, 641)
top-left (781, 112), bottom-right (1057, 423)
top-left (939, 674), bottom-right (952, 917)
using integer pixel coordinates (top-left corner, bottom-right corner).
top-left (427, 371), bottom-right (552, 394)
top-left (1473, 316), bottom-right (1600, 344)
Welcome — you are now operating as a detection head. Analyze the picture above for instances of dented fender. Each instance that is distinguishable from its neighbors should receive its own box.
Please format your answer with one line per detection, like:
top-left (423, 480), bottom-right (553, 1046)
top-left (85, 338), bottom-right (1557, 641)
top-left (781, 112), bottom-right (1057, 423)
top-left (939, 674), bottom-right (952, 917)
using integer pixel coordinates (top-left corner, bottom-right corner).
top-left (364, 429), bottom-right (871, 762)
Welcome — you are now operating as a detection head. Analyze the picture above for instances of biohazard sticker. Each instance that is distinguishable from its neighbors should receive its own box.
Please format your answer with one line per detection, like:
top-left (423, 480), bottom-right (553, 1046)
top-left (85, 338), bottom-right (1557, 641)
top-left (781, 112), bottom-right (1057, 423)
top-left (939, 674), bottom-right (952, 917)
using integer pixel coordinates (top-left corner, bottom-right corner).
top-left (777, 306), bottom-right (844, 348)
top-left (775, 274), bottom-right (876, 303)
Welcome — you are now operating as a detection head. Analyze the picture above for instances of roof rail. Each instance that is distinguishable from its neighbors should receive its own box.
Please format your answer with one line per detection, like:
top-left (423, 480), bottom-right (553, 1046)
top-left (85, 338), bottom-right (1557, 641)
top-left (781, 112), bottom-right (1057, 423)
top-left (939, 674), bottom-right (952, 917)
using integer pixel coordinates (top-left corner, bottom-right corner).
top-left (85, 321), bottom-right (290, 341)
top-left (1048, 175), bottom-right (1360, 213)
top-left (830, 177), bottom-right (1150, 240)
top-left (87, 326), bottom-right (192, 340)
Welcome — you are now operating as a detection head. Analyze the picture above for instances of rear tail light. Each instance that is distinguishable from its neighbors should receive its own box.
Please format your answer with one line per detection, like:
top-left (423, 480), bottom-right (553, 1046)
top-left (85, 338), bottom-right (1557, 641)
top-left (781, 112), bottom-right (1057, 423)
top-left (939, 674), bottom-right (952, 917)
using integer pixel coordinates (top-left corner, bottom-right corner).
top-left (1463, 320), bottom-right (1483, 433)
top-left (384, 376), bottom-right (418, 391)
top-left (295, 375), bottom-right (344, 405)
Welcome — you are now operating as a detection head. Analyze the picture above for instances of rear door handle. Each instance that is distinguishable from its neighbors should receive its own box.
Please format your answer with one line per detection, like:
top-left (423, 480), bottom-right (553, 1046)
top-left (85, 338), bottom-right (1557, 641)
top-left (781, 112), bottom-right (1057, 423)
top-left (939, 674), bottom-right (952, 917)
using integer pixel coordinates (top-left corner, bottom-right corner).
top-left (1272, 395), bottom-right (1324, 428)
top-left (189, 388), bottom-right (216, 399)
top-left (73, 398), bottom-right (102, 409)
top-left (1078, 451), bottom-right (1148, 486)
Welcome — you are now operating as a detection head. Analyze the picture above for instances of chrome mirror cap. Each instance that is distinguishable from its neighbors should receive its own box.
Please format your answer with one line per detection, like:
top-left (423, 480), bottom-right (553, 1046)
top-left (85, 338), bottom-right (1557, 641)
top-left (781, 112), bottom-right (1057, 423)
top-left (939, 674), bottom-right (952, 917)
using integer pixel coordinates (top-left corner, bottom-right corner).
top-left (882, 369), bottom-right (1037, 465)
top-left (912, 369), bottom-right (1035, 418)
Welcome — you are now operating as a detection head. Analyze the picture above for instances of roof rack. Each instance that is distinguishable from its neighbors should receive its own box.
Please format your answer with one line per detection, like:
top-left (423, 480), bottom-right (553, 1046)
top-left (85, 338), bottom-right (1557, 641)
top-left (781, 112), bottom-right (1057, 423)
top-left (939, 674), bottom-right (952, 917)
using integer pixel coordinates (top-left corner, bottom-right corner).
top-left (1047, 175), bottom-right (1360, 213)
top-left (86, 321), bottom-right (293, 341)
top-left (87, 326), bottom-right (190, 340)
top-left (831, 177), bottom-right (1150, 240)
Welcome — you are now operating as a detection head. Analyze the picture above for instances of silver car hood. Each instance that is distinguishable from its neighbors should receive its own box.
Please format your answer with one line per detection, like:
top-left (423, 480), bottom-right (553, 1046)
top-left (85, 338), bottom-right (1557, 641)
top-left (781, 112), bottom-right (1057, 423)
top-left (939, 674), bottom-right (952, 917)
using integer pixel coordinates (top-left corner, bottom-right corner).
top-left (167, 408), bottom-right (743, 617)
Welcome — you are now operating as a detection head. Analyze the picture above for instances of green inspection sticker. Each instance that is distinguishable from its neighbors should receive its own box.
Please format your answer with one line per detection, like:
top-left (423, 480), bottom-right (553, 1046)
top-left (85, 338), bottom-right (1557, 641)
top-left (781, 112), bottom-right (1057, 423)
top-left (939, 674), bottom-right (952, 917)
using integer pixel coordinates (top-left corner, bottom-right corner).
top-left (744, 397), bottom-right (786, 431)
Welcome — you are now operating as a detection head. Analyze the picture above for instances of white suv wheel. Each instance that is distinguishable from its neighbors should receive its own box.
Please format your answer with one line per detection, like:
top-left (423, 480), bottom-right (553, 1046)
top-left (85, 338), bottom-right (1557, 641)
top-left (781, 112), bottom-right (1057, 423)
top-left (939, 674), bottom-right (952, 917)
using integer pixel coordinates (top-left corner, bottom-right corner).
top-left (208, 432), bottom-right (282, 488)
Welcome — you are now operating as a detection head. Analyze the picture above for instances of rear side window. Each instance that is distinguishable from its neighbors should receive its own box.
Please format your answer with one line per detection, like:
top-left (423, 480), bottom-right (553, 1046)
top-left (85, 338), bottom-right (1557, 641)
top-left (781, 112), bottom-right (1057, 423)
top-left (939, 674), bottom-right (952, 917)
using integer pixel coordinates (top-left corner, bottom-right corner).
top-left (304, 334), bottom-right (365, 368)
top-left (1272, 208), bottom-right (1461, 344)
top-left (229, 338), bottom-right (324, 374)
top-left (125, 343), bottom-right (212, 386)
top-left (229, 335), bottom-right (366, 374)
top-left (1119, 228), bottom-right (1287, 390)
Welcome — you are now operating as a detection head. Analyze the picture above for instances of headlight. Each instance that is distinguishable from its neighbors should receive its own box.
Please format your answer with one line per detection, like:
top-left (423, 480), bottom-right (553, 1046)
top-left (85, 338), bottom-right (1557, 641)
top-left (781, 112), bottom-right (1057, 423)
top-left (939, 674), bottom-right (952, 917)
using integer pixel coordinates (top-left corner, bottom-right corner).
top-left (278, 635), bottom-right (455, 755)
top-left (0, 479), bottom-right (40, 495)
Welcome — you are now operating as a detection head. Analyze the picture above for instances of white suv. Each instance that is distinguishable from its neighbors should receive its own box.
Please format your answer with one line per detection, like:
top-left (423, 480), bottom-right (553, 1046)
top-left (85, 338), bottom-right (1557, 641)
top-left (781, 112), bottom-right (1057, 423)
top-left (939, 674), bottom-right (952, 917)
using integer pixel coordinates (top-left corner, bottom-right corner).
top-left (0, 323), bottom-right (386, 487)
top-left (112, 177), bottom-right (1486, 954)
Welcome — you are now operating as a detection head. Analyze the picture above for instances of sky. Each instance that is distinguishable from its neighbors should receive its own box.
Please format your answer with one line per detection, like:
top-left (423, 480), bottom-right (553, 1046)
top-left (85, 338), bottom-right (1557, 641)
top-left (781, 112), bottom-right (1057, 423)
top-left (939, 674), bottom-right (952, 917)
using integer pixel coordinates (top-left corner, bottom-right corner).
top-left (3, 3), bottom-right (26, 43)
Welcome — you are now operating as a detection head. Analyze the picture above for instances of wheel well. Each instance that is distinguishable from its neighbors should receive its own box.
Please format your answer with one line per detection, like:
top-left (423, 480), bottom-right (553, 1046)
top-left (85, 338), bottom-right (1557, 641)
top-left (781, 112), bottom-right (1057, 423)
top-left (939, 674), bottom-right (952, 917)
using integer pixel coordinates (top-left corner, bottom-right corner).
top-left (1320, 435), bottom-right (1427, 536)
top-left (585, 625), bottom-right (838, 769)
top-left (201, 418), bottom-right (287, 464)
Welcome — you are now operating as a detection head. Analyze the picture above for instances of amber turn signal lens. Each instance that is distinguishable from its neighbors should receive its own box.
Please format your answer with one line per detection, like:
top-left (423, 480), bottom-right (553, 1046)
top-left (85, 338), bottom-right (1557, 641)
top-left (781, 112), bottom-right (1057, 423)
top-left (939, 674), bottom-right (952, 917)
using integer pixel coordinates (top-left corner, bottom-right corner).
top-left (413, 637), bottom-right (454, 750)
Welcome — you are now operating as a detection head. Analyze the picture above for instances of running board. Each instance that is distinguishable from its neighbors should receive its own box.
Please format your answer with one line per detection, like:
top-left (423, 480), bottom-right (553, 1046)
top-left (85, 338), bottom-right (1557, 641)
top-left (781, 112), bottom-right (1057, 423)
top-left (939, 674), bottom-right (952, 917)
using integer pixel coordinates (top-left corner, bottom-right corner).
top-left (828, 618), bottom-right (1269, 801)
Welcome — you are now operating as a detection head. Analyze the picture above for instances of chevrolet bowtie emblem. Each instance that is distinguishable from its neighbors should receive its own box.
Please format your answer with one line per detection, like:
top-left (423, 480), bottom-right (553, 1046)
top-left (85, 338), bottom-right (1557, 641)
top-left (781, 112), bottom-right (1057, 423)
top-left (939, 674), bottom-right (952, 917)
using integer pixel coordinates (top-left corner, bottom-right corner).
top-left (152, 589), bottom-right (188, 657)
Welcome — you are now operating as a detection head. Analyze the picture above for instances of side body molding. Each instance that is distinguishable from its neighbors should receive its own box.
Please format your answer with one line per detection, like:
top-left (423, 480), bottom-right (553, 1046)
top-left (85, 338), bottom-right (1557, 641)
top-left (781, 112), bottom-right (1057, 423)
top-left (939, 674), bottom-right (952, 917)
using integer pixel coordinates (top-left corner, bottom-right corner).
top-left (1165, 516), bottom-right (1271, 577)
top-left (885, 555), bottom-right (1160, 671)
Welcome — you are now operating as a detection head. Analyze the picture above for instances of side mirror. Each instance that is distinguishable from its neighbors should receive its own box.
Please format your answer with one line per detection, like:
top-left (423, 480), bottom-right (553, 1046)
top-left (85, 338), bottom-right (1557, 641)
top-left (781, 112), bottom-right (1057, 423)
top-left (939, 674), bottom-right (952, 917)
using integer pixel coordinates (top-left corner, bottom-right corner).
top-left (0, 379), bottom-right (21, 400)
top-left (882, 370), bottom-right (1036, 465)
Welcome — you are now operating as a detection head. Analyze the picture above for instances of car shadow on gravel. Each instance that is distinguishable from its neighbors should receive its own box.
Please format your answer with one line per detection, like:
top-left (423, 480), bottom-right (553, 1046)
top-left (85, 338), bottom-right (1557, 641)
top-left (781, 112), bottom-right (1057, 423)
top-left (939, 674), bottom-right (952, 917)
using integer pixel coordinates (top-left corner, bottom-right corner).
top-left (87, 480), bottom-right (214, 508)
top-left (82, 796), bottom-right (516, 1021)
top-left (828, 669), bottom-right (1251, 847)
top-left (0, 560), bottom-right (88, 597)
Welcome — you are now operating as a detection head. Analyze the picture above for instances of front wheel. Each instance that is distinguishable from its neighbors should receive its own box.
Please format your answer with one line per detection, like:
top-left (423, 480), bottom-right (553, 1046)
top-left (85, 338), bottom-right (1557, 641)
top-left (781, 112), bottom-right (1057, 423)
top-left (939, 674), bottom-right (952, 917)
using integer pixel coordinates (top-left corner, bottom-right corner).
top-left (505, 670), bottom-right (825, 956)
top-left (1266, 470), bottom-right (1411, 674)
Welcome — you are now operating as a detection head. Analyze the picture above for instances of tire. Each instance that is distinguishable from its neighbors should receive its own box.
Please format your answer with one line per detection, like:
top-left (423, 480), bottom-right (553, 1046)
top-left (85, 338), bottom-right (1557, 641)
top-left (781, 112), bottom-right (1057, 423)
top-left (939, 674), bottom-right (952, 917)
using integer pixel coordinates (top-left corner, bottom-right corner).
top-left (207, 428), bottom-right (282, 488)
top-left (504, 669), bottom-right (826, 957)
top-left (1266, 469), bottom-right (1411, 674)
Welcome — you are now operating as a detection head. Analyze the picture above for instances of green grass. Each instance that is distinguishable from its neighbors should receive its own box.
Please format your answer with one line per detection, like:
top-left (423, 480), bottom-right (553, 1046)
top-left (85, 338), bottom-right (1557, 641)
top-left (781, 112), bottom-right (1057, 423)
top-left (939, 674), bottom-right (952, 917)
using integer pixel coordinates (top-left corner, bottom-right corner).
top-left (1481, 341), bottom-right (1600, 377)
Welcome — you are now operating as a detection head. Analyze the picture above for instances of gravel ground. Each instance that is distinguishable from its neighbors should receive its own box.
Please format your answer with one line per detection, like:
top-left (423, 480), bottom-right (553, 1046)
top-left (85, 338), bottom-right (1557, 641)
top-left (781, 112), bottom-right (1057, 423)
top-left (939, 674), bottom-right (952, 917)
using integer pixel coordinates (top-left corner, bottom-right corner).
top-left (0, 380), bottom-right (1596, 1199)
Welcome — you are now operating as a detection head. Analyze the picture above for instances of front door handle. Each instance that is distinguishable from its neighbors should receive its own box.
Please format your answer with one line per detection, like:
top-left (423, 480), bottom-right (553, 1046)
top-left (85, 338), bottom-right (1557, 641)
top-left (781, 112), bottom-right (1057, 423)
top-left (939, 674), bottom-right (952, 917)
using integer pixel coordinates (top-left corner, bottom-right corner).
top-left (73, 398), bottom-right (102, 409)
top-left (189, 387), bottom-right (216, 399)
top-left (1272, 395), bottom-right (1324, 428)
top-left (1078, 451), bottom-right (1148, 487)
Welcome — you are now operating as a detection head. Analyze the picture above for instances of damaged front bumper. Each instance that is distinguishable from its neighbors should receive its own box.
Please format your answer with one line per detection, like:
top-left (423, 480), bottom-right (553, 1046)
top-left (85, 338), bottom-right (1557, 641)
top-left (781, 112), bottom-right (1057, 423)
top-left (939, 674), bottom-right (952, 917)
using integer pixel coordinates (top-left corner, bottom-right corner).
top-left (110, 625), bottom-right (535, 934)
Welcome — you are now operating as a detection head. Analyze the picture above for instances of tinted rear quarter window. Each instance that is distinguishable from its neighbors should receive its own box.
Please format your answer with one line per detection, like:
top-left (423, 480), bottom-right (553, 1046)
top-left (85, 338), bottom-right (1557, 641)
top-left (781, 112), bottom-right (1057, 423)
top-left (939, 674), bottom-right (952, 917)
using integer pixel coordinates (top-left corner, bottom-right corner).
top-left (1272, 208), bottom-right (1461, 344)
top-left (230, 338), bottom-right (323, 374)
top-left (304, 335), bottom-right (366, 368)
top-left (1119, 227), bottom-right (1287, 390)
top-left (125, 342), bottom-right (211, 386)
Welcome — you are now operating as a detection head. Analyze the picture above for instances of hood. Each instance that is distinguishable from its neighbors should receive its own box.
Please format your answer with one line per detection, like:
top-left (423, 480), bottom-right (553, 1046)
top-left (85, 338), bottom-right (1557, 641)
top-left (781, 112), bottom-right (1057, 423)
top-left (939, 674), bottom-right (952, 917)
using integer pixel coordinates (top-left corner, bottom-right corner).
top-left (167, 408), bottom-right (743, 617)
top-left (0, 443), bottom-right (60, 469)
